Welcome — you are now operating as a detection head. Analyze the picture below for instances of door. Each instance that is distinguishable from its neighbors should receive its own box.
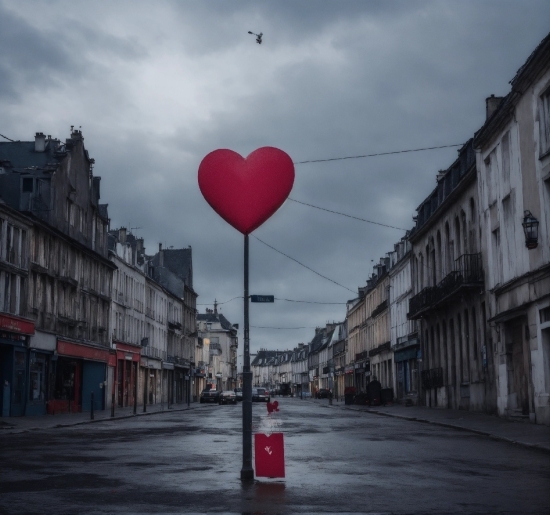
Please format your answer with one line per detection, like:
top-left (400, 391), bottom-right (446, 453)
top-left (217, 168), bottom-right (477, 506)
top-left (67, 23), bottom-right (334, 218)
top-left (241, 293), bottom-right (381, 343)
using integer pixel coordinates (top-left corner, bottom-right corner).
top-left (82, 361), bottom-right (105, 412)
top-left (117, 360), bottom-right (124, 407)
top-left (11, 350), bottom-right (26, 417)
top-left (510, 323), bottom-right (529, 415)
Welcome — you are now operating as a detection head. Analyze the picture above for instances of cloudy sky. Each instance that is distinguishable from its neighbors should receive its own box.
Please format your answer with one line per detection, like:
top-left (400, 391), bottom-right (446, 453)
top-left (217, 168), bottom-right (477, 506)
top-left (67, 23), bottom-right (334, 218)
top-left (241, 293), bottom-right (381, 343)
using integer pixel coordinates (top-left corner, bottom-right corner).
top-left (1, 0), bottom-right (549, 359)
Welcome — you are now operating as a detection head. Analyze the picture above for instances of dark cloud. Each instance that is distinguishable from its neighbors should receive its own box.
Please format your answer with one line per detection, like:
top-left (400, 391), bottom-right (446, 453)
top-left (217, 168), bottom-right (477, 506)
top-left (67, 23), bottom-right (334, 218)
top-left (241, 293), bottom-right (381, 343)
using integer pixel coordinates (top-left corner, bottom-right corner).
top-left (1, 0), bottom-right (549, 352)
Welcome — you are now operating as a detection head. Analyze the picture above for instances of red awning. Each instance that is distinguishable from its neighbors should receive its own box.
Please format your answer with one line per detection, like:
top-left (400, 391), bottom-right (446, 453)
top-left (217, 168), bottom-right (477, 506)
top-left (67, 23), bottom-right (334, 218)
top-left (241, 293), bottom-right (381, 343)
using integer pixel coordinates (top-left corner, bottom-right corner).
top-left (57, 340), bottom-right (110, 363)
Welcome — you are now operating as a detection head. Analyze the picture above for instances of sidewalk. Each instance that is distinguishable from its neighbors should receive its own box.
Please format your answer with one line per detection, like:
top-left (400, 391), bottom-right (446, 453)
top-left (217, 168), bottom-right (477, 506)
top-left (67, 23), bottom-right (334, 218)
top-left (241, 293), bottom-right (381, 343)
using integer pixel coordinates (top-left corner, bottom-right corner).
top-left (0, 402), bottom-right (198, 435)
top-left (321, 397), bottom-right (550, 453)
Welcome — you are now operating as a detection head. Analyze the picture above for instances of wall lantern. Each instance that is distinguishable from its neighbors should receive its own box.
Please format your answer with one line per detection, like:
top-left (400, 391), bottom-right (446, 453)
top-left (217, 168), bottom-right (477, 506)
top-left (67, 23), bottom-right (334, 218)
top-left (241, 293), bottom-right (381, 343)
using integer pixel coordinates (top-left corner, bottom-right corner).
top-left (522, 210), bottom-right (539, 249)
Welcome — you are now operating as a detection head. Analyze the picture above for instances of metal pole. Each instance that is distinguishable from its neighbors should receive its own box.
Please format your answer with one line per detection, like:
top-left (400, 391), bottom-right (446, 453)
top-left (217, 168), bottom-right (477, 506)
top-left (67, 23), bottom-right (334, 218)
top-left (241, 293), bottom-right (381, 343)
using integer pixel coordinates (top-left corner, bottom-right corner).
top-left (133, 366), bottom-right (137, 415)
top-left (241, 234), bottom-right (254, 482)
top-left (111, 362), bottom-right (116, 418)
top-left (144, 370), bottom-right (148, 413)
top-left (90, 392), bottom-right (94, 420)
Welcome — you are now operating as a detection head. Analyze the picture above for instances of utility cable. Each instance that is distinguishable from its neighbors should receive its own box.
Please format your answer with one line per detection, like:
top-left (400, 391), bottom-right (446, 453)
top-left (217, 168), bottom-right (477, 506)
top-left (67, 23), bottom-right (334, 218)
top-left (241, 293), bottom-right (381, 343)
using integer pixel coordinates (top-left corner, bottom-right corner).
top-left (199, 296), bottom-right (347, 306)
top-left (275, 297), bottom-right (347, 305)
top-left (294, 143), bottom-right (464, 165)
top-left (251, 325), bottom-right (316, 330)
top-left (253, 236), bottom-right (356, 294)
top-left (289, 198), bottom-right (408, 231)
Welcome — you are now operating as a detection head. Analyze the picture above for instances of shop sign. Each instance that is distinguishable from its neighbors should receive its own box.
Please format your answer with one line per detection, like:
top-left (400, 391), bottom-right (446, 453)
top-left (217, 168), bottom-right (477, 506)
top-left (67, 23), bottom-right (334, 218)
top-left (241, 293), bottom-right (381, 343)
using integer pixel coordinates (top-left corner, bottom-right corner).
top-left (57, 340), bottom-right (109, 362)
top-left (0, 313), bottom-right (35, 335)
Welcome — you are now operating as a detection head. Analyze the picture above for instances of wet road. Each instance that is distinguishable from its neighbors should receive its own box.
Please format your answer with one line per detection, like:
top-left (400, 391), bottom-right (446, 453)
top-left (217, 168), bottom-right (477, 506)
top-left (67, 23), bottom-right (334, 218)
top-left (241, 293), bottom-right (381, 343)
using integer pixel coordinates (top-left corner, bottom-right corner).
top-left (1, 398), bottom-right (549, 514)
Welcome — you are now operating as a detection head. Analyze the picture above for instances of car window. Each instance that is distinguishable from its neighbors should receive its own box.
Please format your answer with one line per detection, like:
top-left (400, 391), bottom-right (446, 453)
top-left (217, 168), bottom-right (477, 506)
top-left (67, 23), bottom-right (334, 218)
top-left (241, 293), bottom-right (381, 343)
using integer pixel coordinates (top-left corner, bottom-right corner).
top-left (257, 388), bottom-right (265, 394)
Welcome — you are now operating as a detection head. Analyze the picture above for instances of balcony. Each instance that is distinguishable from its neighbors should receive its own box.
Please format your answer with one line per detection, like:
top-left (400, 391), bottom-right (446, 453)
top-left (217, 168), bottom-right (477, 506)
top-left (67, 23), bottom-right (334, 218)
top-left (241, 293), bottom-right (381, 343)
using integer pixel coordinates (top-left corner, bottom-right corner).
top-left (371, 299), bottom-right (388, 319)
top-left (408, 253), bottom-right (483, 320)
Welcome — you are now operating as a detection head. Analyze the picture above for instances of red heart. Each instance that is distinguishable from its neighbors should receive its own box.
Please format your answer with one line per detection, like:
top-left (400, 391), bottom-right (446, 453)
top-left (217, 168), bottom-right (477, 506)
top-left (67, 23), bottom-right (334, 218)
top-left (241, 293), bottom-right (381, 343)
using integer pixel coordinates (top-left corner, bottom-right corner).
top-left (198, 147), bottom-right (295, 235)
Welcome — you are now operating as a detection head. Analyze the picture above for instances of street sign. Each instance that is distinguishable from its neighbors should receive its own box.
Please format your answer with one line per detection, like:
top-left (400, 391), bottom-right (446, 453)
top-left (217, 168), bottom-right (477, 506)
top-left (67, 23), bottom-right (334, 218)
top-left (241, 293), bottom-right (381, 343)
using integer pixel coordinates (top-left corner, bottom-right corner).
top-left (250, 295), bottom-right (274, 303)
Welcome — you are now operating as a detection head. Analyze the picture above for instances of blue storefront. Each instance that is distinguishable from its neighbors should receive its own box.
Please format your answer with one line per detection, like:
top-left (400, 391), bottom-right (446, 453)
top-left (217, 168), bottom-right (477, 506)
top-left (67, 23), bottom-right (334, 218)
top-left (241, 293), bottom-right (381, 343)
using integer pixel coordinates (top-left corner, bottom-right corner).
top-left (394, 340), bottom-right (420, 402)
top-left (0, 314), bottom-right (35, 417)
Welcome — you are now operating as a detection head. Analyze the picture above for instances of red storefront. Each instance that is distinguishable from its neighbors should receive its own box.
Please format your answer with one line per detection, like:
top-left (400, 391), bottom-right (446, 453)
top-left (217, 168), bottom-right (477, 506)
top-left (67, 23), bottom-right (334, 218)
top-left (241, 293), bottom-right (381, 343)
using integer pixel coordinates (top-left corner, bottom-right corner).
top-left (49, 340), bottom-right (110, 414)
top-left (112, 341), bottom-right (141, 408)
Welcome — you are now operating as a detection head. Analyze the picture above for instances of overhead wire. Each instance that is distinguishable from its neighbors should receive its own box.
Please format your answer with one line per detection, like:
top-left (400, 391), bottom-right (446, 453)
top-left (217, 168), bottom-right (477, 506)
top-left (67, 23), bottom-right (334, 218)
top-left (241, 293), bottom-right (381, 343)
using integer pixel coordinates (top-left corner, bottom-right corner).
top-left (253, 236), bottom-right (356, 294)
top-left (288, 198), bottom-right (408, 231)
top-left (293, 143), bottom-right (465, 165)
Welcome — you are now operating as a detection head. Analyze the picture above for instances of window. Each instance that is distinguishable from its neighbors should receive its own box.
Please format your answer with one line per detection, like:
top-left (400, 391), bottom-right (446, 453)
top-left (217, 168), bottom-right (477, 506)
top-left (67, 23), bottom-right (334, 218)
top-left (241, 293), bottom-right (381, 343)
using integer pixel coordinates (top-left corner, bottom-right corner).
top-left (540, 86), bottom-right (550, 154)
top-left (22, 177), bottom-right (33, 193)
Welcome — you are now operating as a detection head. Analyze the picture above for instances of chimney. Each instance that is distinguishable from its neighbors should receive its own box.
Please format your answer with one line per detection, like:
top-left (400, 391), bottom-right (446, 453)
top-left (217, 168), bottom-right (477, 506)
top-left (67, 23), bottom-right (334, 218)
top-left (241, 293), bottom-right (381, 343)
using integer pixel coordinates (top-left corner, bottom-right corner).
top-left (158, 243), bottom-right (164, 267)
top-left (136, 238), bottom-right (144, 254)
top-left (119, 227), bottom-right (127, 244)
top-left (485, 94), bottom-right (503, 120)
top-left (35, 132), bottom-right (46, 152)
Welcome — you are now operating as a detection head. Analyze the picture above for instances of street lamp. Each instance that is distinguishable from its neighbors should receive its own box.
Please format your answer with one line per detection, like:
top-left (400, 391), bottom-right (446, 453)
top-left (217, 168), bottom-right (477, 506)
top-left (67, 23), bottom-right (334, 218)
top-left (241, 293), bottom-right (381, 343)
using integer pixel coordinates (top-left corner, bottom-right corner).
top-left (522, 210), bottom-right (539, 249)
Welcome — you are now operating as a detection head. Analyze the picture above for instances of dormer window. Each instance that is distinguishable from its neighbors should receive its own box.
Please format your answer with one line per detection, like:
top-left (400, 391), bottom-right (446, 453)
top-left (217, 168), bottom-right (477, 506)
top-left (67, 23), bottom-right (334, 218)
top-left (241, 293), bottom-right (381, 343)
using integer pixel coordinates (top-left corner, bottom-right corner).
top-left (22, 177), bottom-right (33, 192)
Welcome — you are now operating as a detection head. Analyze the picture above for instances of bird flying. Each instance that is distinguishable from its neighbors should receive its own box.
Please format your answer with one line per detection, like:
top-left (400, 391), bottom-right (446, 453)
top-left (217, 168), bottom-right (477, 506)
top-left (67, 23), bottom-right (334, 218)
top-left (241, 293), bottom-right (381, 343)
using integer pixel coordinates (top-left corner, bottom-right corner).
top-left (248, 31), bottom-right (263, 44)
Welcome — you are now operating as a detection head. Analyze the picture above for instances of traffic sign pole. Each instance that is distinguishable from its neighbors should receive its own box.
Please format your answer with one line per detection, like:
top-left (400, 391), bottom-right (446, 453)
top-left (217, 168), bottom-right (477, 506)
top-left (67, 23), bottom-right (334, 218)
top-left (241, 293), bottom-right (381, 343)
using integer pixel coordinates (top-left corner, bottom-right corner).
top-left (241, 234), bottom-right (254, 481)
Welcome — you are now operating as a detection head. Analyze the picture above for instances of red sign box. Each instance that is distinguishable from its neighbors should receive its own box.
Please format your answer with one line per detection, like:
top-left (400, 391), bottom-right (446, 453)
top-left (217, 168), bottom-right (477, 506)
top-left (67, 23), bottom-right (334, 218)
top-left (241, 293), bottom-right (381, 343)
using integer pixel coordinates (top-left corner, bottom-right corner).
top-left (254, 433), bottom-right (285, 478)
top-left (0, 313), bottom-right (35, 335)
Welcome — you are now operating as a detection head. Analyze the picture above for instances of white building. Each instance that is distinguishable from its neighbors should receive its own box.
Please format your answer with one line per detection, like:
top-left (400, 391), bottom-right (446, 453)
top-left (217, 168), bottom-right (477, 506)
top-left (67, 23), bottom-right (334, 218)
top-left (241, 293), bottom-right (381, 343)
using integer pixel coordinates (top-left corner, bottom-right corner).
top-left (197, 305), bottom-right (238, 391)
top-left (473, 32), bottom-right (550, 425)
top-left (388, 236), bottom-right (419, 403)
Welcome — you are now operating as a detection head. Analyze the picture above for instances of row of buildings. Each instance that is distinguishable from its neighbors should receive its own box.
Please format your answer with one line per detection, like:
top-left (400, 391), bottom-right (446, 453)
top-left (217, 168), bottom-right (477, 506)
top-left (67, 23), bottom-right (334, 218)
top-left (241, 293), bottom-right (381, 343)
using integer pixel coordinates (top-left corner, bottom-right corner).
top-left (251, 33), bottom-right (550, 425)
top-left (0, 128), bottom-right (205, 417)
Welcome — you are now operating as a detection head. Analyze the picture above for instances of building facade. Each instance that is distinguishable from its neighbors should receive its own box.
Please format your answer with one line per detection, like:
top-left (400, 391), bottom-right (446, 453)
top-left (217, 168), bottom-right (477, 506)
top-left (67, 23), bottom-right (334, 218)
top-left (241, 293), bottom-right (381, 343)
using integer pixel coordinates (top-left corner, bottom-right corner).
top-left (1, 130), bottom-right (114, 416)
top-left (474, 33), bottom-right (550, 424)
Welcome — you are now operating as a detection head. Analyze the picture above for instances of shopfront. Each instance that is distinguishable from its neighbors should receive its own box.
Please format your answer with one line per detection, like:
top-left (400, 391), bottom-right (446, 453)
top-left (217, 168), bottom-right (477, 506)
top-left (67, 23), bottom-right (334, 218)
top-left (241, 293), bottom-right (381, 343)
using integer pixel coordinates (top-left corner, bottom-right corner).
top-left (49, 340), bottom-right (109, 414)
top-left (0, 314), bottom-right (35, 417)
top-left (113, 341), bottom-right (140, 408)
top-left (394, 344), bottom-right (419, 401)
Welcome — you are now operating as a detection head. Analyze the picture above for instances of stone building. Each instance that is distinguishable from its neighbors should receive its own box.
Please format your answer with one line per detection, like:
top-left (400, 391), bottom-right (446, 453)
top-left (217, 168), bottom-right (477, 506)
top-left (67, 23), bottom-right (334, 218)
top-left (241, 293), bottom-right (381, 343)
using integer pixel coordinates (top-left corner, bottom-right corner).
top-left (388, 235), bottom-right (419, 403)
top-left (408, 140), bottom-right (494, 413)
top-left (197, 305), bottom-right (238, 391)
top-left (473, 32), bottom-right (550, 424)
top-left (0, 201), bottom-right (34, 417)
top-left (0, 129), bottom-right (115, 416)
top-left (290, 343), bottom-right (308, 396)
top-left (108, 228), bottom-right (145, 411)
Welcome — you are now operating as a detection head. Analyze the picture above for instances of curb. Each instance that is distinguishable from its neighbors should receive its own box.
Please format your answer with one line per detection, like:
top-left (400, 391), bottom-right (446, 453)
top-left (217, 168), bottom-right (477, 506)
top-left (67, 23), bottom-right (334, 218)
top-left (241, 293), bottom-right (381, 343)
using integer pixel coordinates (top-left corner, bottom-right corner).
top-left (0, 405), bottom-right (200, 435)
top-left (329, 402), bottom-right (550, 454)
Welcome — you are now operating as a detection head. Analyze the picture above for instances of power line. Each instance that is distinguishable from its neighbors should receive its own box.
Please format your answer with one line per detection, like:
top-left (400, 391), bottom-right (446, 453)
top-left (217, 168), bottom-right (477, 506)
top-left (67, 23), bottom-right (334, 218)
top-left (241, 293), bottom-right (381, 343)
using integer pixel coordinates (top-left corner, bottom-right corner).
top-left (289, 198), bottom-right (408, 231)
top-left (199, 296), bottom-right (348, 306)
top-left (197, 296), bottom-right (242, 306)
top-left (253, 236), bottom-right (356, 294)
top-left (294, 143), bottom-right (464, 165)
top-left (251, 325), bottom-right (315, 330)
top-left (275, 297), bottom-right (347, 305)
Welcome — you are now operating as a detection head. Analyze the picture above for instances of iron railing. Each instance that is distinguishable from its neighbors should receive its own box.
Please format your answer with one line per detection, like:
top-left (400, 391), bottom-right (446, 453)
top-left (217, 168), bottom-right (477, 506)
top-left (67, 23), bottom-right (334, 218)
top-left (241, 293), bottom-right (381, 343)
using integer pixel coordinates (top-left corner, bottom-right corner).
top-left (409, 253), bottom-right (482, 319)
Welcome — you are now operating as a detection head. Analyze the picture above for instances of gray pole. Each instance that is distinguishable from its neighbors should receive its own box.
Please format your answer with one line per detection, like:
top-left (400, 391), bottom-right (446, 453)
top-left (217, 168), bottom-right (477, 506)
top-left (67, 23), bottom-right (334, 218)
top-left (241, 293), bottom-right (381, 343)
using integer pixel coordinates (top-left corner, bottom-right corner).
top-left (241, 234), bottom-right (254, 481)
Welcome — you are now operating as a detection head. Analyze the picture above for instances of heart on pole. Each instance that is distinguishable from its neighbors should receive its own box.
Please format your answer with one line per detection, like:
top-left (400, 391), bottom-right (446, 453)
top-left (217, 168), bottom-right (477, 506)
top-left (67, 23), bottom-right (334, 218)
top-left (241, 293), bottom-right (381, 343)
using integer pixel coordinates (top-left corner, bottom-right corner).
top-left (198, 147), bottom-right (295, 235)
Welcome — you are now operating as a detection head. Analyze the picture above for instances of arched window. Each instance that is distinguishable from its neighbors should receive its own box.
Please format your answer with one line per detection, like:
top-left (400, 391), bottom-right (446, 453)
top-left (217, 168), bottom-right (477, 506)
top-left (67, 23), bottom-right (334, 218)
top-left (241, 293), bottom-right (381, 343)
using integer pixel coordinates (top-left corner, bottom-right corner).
top-left (445, 221), bottom-right (452, 274)
top-left (461, 210), bottom-right (468, 254)
top-left (454, 216), bottom-right (461, 259)
top-left (419, 252), bottom-right (424, 290)
top-left (469, 198), bottom-right (476, 252)
top-left (436, 230), bottom-right (442, 282)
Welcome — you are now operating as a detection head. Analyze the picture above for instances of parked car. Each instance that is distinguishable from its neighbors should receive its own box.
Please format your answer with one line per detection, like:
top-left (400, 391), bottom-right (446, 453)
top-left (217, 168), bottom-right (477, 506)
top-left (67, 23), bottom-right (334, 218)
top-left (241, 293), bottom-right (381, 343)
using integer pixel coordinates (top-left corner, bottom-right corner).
top-left (252, 387), bottom-right (270, 402)
top-left (234, 388), bottom-right (243, 401)
top-left (315, 388), bottom-right (331, 399)
top-left (219, 390), bottom-right (237, 405)
top-left (200, 389), bottom-right (220, 403)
